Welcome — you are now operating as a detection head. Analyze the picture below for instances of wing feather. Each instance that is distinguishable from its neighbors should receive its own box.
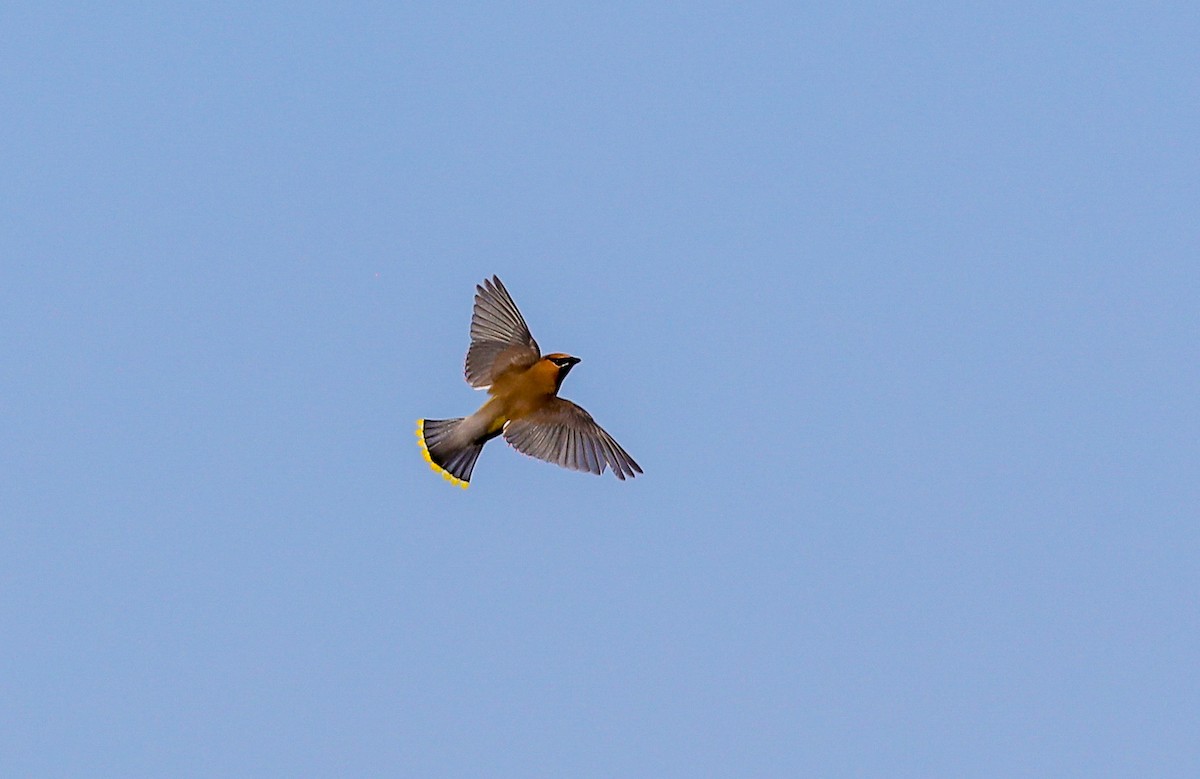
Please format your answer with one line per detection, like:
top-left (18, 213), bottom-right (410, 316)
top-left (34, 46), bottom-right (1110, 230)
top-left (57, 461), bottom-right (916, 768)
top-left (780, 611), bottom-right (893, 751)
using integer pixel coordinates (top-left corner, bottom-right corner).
top-left (464, 276), bottom-right (540, 388)
top-left (503, 398), bottom-right (642, 479)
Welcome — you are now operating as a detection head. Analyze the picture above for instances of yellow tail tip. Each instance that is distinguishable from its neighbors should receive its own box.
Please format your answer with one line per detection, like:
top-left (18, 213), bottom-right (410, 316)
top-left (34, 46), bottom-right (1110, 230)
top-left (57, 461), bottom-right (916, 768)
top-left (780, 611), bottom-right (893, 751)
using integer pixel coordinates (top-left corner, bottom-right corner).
top-left (415, 419), bottom-right (469, 488)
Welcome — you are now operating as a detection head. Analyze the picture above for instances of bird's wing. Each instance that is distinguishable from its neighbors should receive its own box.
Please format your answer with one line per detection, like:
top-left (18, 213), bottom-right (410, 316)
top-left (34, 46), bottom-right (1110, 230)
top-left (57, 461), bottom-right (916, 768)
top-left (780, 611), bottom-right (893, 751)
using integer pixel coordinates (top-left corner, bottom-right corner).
top-left (503, 398), bottom-right (642, 480)
top-left (465, 276), bottom-right (541, 388)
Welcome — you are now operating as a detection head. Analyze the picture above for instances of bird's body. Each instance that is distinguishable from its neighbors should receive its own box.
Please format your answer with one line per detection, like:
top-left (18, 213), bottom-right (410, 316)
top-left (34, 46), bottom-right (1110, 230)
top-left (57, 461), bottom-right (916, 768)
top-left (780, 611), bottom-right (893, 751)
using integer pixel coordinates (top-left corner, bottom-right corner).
top-left (417, 276), bottom-right (641, 488)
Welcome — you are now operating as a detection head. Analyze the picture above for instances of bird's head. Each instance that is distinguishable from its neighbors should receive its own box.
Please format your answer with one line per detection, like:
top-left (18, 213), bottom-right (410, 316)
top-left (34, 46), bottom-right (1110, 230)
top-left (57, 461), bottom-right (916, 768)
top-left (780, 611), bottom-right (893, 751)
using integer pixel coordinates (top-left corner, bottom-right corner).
top-left (544, 353), bottom-right (581, 390)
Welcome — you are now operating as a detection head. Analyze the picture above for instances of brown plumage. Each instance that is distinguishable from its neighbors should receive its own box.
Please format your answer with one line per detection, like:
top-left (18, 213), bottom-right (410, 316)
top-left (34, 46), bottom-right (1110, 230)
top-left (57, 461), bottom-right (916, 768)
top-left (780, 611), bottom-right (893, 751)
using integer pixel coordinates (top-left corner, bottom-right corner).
top-left (417, 276), bottom-right (642, 487)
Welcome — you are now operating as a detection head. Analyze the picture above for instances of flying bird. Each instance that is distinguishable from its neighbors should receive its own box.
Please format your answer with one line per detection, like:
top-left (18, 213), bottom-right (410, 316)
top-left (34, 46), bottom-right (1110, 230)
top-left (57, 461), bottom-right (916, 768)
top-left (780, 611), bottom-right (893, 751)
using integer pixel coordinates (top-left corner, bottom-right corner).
top-left (417, 275), bottom-right (642, 488)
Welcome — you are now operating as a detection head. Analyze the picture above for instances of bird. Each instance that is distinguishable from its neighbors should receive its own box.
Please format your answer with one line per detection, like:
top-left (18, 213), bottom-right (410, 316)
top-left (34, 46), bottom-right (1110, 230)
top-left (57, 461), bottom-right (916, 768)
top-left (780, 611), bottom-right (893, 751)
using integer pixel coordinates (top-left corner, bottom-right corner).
top-left (416, 275), bottom-right (642, 488)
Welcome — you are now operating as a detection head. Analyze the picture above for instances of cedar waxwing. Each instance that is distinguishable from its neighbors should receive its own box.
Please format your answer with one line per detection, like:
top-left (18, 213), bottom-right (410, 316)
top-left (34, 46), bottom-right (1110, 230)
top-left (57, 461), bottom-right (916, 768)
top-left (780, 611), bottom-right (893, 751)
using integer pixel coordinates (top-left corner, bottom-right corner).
top-left (417, 275), bottom-right (642, 488)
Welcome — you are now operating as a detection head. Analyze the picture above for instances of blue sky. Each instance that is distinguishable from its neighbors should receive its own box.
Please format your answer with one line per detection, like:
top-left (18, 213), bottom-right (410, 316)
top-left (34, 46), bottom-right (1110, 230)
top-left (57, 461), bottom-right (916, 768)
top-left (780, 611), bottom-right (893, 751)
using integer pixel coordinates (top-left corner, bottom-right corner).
top-left (3, 3), bottom-right (1198, 776)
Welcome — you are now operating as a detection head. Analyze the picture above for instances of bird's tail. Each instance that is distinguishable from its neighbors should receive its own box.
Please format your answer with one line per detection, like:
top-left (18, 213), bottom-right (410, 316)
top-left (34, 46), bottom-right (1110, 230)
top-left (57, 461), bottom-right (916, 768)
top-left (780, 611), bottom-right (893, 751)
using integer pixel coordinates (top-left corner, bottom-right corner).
top-left (416, 418), bottom-right (484, 488)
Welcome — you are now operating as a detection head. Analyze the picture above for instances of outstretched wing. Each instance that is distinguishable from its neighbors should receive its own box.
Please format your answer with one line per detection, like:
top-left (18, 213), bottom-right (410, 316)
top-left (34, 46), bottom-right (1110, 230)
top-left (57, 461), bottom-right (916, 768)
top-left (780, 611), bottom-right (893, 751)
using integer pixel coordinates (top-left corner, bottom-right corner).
top-left (465, 275), bottom-right (540, 388)
top-left (503, 398), bottom-right (642, 480)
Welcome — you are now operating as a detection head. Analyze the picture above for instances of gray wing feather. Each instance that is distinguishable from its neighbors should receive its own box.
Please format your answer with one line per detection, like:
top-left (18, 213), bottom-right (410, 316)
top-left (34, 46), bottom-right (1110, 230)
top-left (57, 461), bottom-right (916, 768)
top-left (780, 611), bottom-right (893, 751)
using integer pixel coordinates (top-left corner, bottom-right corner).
top-left (465, 276), bottom-right (540, 388)
top-left (503, 398), bottom-right (643, 480)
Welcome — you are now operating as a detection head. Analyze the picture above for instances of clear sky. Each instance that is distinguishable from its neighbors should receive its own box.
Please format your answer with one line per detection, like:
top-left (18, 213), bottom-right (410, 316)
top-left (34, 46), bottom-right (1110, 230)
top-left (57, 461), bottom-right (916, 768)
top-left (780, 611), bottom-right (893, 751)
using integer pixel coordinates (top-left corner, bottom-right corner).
top-left (3, 3), bottom-right (1197, 776)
